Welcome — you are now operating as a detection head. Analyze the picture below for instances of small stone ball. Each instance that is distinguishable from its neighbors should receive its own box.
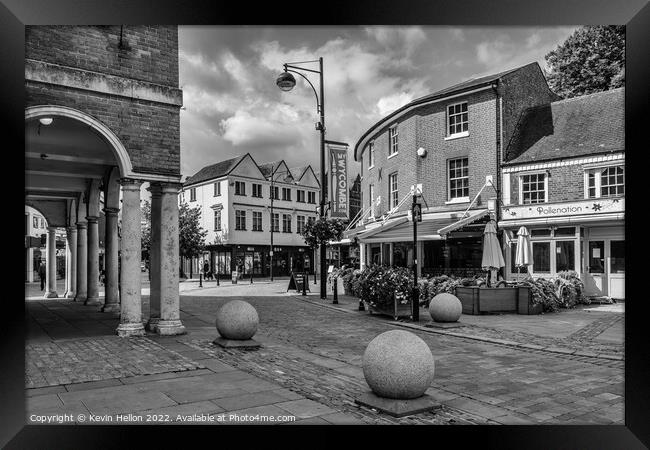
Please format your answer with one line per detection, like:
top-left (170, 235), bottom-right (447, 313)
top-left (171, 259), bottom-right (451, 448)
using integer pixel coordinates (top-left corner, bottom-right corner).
top-left (215, 300), bottom-right (259, 340)
top-left (362, 330), bottom-right (435, 399)
top-left (428, 293), bottom-right (462, 323)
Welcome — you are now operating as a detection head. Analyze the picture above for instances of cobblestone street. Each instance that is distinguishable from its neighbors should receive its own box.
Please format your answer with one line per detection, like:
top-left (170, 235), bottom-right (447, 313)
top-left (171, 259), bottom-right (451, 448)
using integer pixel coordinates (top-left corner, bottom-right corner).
top-left (25, 280), bottom-right (624, 425)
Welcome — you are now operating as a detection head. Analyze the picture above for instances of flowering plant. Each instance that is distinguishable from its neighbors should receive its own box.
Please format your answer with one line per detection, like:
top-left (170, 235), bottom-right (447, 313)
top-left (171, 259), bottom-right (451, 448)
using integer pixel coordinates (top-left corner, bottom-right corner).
top-left (356, 265), bottom-right (413, 309)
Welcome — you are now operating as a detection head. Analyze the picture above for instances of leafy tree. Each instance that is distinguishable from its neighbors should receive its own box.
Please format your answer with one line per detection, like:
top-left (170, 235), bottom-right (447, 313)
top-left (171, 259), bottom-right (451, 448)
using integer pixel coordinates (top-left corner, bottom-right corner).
top-left (300, 217), bottom-right (346, 250)
top-left (179, 200), bottom-right (207, 278)
top-left (141, 199), bottom-right (151, 265)
top-left (544, 25), bottom-right (625, 99)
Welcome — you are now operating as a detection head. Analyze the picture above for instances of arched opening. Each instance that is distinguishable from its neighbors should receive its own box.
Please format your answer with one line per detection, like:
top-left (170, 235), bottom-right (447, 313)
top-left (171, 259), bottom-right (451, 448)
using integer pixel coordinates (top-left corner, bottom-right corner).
top-left (25, 106), bottom-right (132, 301)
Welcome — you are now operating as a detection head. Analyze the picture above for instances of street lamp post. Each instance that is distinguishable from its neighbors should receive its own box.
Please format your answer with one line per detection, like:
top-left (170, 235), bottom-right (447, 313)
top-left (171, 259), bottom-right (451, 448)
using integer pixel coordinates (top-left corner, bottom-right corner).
top-left (277, 57), bottom-right (327, 299)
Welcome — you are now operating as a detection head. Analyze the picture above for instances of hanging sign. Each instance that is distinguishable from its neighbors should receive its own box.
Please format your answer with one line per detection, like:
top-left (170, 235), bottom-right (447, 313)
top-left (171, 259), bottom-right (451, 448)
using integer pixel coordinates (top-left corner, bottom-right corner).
top-left (328, 142), bottom-right (349, 219)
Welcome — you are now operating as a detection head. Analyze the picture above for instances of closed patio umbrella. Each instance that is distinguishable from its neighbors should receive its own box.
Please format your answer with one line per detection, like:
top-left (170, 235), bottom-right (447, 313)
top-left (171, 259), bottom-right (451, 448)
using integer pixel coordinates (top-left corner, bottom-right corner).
top-left (515, 226), bottom-right (533, 279)
top-left (481, 220), bottom-right (505, 287)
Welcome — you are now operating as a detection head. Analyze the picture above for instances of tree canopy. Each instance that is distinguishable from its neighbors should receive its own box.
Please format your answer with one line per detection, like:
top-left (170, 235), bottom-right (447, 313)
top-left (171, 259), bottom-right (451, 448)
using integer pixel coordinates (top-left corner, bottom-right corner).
top-left (544, 25), bottom-right (625, 99)
top-left (140, 199), bottom-right (151, 263)
top-left (300, 217), bottom-right (346, 249)
top-left (179, 200), bottom-right (207, 259)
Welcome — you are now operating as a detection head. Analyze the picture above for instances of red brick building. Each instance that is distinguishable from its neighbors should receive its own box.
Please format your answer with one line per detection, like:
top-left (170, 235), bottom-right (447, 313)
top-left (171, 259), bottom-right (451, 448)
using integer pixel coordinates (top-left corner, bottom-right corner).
top-left (499, 87), bottom-right (624, 299)
top-left (349, 62), bottom-right (557, 277)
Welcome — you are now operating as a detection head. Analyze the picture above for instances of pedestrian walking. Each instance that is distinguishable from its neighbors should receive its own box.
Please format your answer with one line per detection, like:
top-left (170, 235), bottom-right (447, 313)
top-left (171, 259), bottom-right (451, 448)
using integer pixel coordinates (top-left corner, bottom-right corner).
top-left (38, 261), bottom-right (46, 291)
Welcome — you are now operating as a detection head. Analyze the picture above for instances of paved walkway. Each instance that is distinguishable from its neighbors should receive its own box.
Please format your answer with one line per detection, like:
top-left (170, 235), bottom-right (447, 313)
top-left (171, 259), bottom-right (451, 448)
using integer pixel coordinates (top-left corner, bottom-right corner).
top-left (25, 280), bottom-right (624, 425)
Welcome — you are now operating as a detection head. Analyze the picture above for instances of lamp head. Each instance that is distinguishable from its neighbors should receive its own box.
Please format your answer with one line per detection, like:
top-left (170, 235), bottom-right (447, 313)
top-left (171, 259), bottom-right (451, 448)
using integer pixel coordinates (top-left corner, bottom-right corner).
top-left (39, 117), bottom-right (53, 126)
top-left (276, 71), bottom-right (296, 91)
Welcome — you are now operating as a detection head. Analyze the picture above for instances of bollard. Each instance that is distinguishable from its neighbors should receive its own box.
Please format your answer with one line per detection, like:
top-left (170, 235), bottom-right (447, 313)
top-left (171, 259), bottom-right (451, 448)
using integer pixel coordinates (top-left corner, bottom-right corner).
top-left (250, 270), bottom-right (253, 284)
top-left (216, 271), bottom-right (220, 286)
top-left (358, 298), bottom-right (365, 311)
top-left (199, 273), bottom-right (203, 288)
top-left (333, 276), bottom-right (339, 304)
top-left (302, 270), bottom-right (307, 296)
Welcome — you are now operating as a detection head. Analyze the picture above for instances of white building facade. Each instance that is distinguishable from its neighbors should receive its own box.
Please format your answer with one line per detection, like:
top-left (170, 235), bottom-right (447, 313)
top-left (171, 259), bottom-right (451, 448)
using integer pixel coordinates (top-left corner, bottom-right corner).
top-left (180, 153), bottom-right (320, 278)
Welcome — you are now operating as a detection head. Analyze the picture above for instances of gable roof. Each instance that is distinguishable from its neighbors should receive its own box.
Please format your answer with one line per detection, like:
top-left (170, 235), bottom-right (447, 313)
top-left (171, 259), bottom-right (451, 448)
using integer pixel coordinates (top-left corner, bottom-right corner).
top-left (289, 166), bottom-right (308, 181)
top-left (258, 160), bottom-right (282, 178)
top-left (183, 155), bottom-right (245, 187)
top-left (504, 87), bottom-right (624, 165)
top-left (353, 62), bottom-right (543, 161)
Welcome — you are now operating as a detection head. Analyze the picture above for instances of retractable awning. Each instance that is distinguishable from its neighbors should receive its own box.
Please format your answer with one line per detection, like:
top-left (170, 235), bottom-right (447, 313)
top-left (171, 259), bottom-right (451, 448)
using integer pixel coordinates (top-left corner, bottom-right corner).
top-left (355, 209), bottom-right (489, 243)
top-left (438, 209), bottom-right (490, 237)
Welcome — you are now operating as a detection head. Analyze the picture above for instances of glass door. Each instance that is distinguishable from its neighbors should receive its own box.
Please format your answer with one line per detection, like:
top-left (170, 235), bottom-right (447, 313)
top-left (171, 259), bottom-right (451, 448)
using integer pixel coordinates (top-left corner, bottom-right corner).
top-left (608, 240), bottom-right (625, 299)
top-left (585, 240), bottom-right (605, 296)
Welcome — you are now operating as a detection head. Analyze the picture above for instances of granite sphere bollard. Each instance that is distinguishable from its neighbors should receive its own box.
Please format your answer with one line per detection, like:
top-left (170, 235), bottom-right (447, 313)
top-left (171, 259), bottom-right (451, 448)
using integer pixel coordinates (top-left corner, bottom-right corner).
top-left (428, 293), bottom-right (462, 323)
top-left (215, 300), bottom-right (259, 340)
top-left (362, 330), bottom-right (435, 399)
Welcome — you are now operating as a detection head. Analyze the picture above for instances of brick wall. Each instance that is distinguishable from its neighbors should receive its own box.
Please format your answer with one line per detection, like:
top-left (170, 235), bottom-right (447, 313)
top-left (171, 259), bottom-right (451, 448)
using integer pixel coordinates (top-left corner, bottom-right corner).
top-left (25, 26), bottom-right (178, 87)
top-left (26, 82), bottom-right (181, 175)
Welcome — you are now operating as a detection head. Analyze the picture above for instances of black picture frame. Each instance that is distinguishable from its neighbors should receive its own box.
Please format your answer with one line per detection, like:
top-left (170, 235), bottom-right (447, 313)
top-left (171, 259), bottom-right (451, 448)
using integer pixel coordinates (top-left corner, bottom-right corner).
top-left (3, 0), bottom-right (648, 447)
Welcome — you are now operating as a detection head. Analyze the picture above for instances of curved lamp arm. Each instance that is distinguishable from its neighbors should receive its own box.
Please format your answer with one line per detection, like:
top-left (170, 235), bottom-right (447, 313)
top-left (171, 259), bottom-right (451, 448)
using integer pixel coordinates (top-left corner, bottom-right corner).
top-left (285, 68), bottom-right (321, 114)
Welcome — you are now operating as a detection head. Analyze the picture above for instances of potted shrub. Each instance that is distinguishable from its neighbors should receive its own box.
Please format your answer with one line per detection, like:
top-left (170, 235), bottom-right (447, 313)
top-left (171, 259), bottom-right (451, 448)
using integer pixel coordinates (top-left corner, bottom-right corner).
top-left (357, 265), bottom-right (413, 320)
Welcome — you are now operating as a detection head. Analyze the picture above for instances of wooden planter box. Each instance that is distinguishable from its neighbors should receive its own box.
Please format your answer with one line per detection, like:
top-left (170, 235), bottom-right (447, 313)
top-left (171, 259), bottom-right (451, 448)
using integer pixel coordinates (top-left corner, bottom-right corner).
top-left (366, 295), bottom-right (413, 320)
top-left (455, 286), bottom-right (539, 315)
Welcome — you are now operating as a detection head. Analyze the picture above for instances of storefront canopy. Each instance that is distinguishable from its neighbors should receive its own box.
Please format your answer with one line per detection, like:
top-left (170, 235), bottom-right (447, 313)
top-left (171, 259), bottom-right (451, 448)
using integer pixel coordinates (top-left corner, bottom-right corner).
top-left (352, 209), bottom-right (489, 243)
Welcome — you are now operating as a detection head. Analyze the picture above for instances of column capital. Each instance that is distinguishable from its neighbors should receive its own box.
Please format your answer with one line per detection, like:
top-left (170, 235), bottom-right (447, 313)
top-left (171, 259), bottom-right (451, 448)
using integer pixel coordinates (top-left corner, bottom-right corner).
top-left (47, 226), bottom-right (57, 233)
top-left (119, 178), bottom-right (144, 189)
top-left (103, 207), bottom-right (120, 216)
top-left (66, 226), bottom-right (77, 234)
top-left (76, 222), bottom-right (88, 230)
top-left (147, 182), bottom-right (163, 196)
top-left (86, 216), bottom-right (99, 224)
top-left (159, 182), bottom-right (183, 195)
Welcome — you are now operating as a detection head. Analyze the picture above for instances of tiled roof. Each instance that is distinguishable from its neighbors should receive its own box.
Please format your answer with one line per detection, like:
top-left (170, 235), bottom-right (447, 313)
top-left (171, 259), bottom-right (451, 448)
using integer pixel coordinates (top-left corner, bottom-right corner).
top-left (289, 166), bottom-right (308, 180)
top-left (504, 87), bottom-right (624, 164)
top-left (183, 155), bottom-right (245, 187)
top-left (258, 161), bottom-right (282, 178)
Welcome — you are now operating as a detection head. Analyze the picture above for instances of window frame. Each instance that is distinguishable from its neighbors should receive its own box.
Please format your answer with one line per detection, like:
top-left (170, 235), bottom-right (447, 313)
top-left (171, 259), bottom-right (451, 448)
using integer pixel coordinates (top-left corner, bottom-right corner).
top-left (584, 164), bottom-right (624, 199)
top-left (190, 187), bottom-right (196, 202)
top-left (446, 101), bottom-right (469, 138)
top-left (252, 183), bottom-right (263, 198)
top-left (252, 211), bottom-right (263, 231)
top-left (368, 184), bottom-right (375, 217)
top-left (368, 141), bottom-right (375, 168)
top-left (234, 181), bottom-right (246, 196)
top-left (307, 191), bottom-right (316, 204)
top-left (235, 210), bottom-right (246, 230)
top-left (213, 182), bottom-right (221, 197)
top-left (282, 214), bottom-right (292, 233)
top-left (282, 187), bottom-right (292, 201)
top-left (297, 189), bottom-right (305, 203)
top-left (388, 173), bottom-right (399, 209)
top-left (447, 157), bottom-right (469, 202)
top-left (297, 215), bottom-right (305, 234)
top-left (388, 126), bottom-right (398, 156)
top-left (518, 171), bottom-right (548, 205)
top-left (271, 213), bottom-right (280, 232)
top-left (214, 210), bottom-right (221, 231)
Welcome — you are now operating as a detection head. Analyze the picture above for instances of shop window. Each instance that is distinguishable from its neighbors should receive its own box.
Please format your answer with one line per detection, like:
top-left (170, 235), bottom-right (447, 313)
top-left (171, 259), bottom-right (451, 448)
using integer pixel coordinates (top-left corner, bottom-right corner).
top-left (520, 173), bottom-right (546, 204)
top-left (555, 241), bottom-right (575, 272)
top-left (554, 227), bottom-right (575, 237)
top-left (610, 240), bottom-right (625, 273)
top-left (588, 241), bottom-right (605, 273)
top-left (531, 228), bottom-right (551, 237)
top-left (447, 101), bottom-right (468, 136)
top-left (448, 158), bottom-right (469, 200)
top-left (532, 242), bottom-right (551, 272)
top-left (586, 165), bottom-right (624, 198)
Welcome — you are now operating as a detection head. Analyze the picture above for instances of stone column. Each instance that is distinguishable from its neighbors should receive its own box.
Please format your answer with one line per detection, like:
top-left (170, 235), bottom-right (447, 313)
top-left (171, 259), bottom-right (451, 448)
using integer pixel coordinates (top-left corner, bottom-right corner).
top-left (359, 243), bottom-right (366, 270)
top-left (65, 227), bottom-right (77, 298)
top-left (85, 216), bottom-right (101, 306)
top-left (75, 222), bottom-right (88, 301)
top-left (64, 239), bottom-right (70, 296)
top-left (156, 183), bottom-right (185, 335)
top-left (116, 178), bottom-right (145, 337)
top-left (44, 227), bottom-right (58, 298)
top-left (146, 184), bottom-right (162, 331)
top-left (26, 247), bottom-right (34, 283)
top-left (102, 208), bottom-right (120, 312)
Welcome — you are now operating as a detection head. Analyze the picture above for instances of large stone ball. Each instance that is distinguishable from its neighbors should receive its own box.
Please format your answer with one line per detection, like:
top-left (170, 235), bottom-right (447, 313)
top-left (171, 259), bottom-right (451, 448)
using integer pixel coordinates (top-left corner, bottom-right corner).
top-left (362, 330), bottom-right (435, 399)
top-left (215, 300), bottom-right (259, 340)
top-left (428, 293), bottom-right (462, 323)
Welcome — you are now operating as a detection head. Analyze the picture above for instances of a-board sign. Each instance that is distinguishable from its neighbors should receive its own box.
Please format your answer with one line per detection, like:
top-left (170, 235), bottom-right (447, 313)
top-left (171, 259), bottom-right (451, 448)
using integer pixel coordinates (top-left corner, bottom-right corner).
top-left (328, 265), bottom-right (335, 273)
top-left (287, 272), bottom-right (310, 292)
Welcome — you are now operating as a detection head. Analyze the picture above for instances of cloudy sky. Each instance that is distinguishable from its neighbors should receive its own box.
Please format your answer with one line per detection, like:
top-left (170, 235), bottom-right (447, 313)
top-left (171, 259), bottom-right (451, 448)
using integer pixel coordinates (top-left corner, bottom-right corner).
top-left (178, 26), bottom-right (578, 181)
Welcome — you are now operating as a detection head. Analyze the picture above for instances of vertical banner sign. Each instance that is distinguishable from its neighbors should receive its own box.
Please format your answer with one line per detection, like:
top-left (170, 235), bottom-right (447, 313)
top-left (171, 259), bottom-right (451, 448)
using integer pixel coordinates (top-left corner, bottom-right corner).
top-left (328, 143), bottom-right (349, 218)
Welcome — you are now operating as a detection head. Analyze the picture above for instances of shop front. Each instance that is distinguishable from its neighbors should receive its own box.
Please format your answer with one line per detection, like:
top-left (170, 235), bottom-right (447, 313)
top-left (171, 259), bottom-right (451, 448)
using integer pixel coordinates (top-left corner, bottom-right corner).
top-left (499, 197), bottom-right (625, 299)
top-left (205, 244), bottom-right (313, 278)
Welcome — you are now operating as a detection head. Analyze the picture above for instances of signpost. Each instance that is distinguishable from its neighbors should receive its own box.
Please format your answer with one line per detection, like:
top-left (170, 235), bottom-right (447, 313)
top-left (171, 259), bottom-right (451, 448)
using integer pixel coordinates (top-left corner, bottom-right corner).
top-left (411, 188), bottom-right (422, 322)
